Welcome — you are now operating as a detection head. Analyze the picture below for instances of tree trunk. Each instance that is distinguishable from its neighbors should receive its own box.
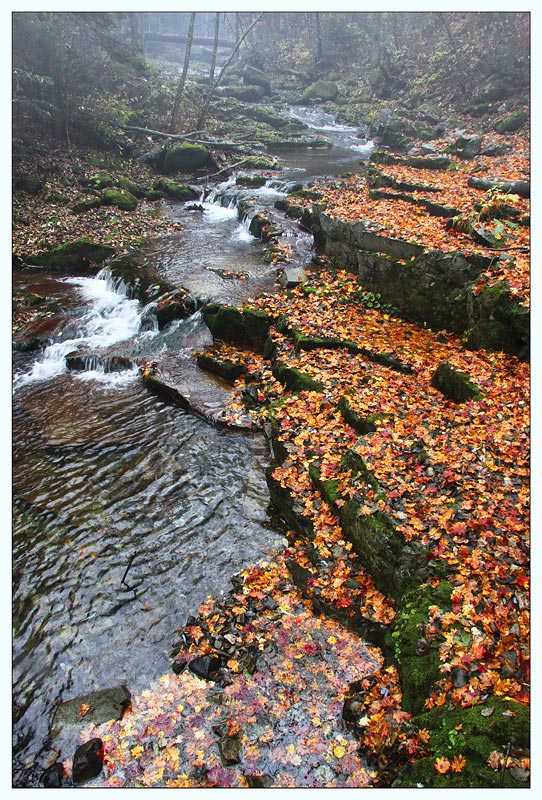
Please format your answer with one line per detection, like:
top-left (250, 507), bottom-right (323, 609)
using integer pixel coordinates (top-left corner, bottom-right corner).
top-left (196, 13), bottom-right (263, 132)
top-left (209, 12), bottom-right (220, 85)
top-left (169, 11), bottom-right (196, 133)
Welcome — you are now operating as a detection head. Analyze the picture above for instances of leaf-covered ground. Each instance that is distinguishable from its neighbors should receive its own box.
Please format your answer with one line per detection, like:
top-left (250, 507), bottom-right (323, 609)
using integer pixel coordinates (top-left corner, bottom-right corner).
top-left (287, 127), bottom-right (530, 306)
top-left (70, 256), bottom-right (529, 787)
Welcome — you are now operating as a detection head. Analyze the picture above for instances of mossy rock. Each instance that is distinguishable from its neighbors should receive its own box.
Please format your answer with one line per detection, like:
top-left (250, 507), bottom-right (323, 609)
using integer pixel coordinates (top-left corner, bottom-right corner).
top-left (196, 353), bottom-right (248, 382)
top-left (271, 362), bottom-right (324, 393)
top-left (14, 175), bottom-right (43, 195)
top-left (399, 698), bottom-right (529, 787)
top-left (242, 65), bottom-right (271, 95)
top-left (248, 212), bottom-right (270, 238)
top-left (389, 581), bottom-right (453, 714)
top-left (301, 80), bottom-right (339, 102)
top-left (465, 279), bottom-right (529, 361)
top-left (72, 195), bottom-right (102, 213)
top-left (79, 171), bottom-right (115, 190)
top-left (431, 360), bottom-right (483, 403)
top-left (202, 303), bottom-right (272, 348)
top-left (152, 178), bottom-right (198, 201)
top-left (30, 238), bottom-right (115, 270)
top-left (338, 396), bottom-right (393, 434)
top-left (493, 110), bottom-right (528, 133)
top-left (118, 176), bottom-right (143, 197)
top-left (242, 154), bottom-right (279, 169)
top-left (310, 452), bottom-right (430, 600)
top-left (160, 143), bottom-right (217, 175)
top-left (100, 188), bottom-right (138, 211)
top-left (236, 174), bottom-right (266, 188)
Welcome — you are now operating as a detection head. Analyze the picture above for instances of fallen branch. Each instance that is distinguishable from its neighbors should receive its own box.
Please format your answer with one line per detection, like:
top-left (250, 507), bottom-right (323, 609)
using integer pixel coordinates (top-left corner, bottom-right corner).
top-left (122, 125), bottom-right (205, 140)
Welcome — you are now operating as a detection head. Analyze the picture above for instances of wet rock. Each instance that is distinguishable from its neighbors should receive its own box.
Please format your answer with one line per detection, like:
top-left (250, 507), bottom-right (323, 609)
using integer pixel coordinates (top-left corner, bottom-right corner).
top-left (188, 653), bottom-right (224, 680)
top-left (72, 738), bottom-right (104, 784)
top-left (197, 353), bottom-right (248, 382)
top-left (41, 763), bottom-right (64, 788)
top-left (217, 733), bottom-right (242, 766)
top-left (52, 685), bottom-right (131, 731)
top-left (279, 266), bottom-right (307, 287)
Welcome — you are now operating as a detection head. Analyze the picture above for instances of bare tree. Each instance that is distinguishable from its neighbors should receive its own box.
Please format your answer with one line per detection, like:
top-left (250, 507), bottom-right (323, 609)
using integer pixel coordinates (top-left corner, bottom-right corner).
top-left (169, 11), bottom-right (196, 133)
top-left (196, 13), bottom-right (263, 131)
top-left (209, 12), bottom-right (220, 85)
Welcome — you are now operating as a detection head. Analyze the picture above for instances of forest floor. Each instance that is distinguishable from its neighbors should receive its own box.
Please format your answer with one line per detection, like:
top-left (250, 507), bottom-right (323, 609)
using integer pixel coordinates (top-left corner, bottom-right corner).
top-left (13, 94), bottom-right (530, 788)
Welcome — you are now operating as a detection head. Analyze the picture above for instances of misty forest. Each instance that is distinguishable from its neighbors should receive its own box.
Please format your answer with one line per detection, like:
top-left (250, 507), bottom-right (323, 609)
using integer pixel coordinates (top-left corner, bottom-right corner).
top-left (12, 10), bottom-right (530, 789)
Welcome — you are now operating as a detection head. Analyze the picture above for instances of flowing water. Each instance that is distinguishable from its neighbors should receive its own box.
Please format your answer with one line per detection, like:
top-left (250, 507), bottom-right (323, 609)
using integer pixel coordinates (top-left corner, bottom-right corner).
top-left (12, 107), bottom-right (372, 786)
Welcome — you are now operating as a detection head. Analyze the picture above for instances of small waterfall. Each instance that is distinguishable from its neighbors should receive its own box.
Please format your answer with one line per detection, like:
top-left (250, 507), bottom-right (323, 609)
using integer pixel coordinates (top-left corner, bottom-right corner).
top-left (13, 273), bottom-right (145, 390)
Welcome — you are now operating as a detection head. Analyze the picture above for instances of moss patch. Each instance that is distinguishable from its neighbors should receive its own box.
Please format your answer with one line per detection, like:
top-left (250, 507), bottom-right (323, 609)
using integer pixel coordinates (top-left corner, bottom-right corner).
top-left (400, 698), bottom-right (529, 787)
top-left (389, 581), bottom-right (453, 714)
top-left (431, 360), bottom-right (483, 402)
top-left (30, 237), bottom-right (115, 270)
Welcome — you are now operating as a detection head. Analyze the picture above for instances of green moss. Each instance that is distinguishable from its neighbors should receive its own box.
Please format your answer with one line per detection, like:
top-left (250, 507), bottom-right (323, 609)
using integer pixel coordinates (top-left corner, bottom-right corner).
top-left (301, 80), bottom-right (339, 102)
top-left (202, 303), bottom-right (272, 348)
top-left (390, 581), bottom-right (453, 714)
top-left (152, 178), bottom-right (197, 201)
top-left (431, 360), bottom-right (482, 402)
top-left (271, 362), bottom-right (324, 393)
top-left (79, 171), bottom-right (115, 190)
top-left (161, 143), bottom-right (214, 175)
top-left (14, 175), bottom-right (43, 195)
top-left (118, 176), bottom-right (142, 197)
top-left (30, 238), bottom-right (115, 269)
top-left (400, 698), bottom-right (529, 787)
top-left (100, 188), bottom-right (138, 211)
top-left (236, 174), bottom-right (267, 187)
top-left (465, 280), bottom-right (529, 361)
top-left (338, 396), bottom-right (393, 434)
top-left (196, 353), bottom-right (248, 381)
top-left (493, 110), bottom-right (528, 133)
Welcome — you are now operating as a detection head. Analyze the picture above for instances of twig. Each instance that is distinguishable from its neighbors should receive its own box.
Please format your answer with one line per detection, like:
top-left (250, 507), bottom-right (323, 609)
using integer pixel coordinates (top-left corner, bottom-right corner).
top-left (121, 553), bottom-right (137, 588)
top-left (499, 742), bottom-right (511, 788)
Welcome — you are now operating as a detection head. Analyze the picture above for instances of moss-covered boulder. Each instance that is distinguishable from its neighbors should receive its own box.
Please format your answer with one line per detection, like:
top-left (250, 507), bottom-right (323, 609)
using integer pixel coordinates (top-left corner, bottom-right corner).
top-left (243, 65), bottom-right (272, 95)
top-left (29, 238), bottom-right (115, 270)
top-left (79, 172), bottom-right (115, 190)
top-left (72, 195), bottom-right (102, 213)
top-left (160, 143), bottom-right (217, 175)
top-left (236, 174), bottom-right (267, 188)
top-left (152, 178), bottom-right (198, 201)
top-left (301, 80), bottom-right (339, 102)
top-left (431, 361), bottom-right (483, 403)
top-left (398, 698), bottom-right (529, 788)
top-left (202, 303), bottom-right (272, 348)
top-left (465, 279), bottom-right (529, 361)
top-left (388, 581), bottom-right (453, 714)
top-left (100, 188), bottom-right (138, 211)
top-left (493, 110), bottom-right (528, 133)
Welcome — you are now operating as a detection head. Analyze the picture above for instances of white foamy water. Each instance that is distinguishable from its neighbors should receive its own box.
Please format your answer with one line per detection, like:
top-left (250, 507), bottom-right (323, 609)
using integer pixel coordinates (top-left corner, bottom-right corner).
top-left (13, 274), bottom-right (144, 390)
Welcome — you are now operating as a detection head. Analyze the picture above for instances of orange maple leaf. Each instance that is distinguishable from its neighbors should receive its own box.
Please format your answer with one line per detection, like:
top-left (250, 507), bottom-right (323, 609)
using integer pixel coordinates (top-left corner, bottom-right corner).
top-left (79, 703), bottom-right (91, 717)
top-left (451, 754), bottom-right (467, 773)
top-left (434, 756), bottom-right (451, 774)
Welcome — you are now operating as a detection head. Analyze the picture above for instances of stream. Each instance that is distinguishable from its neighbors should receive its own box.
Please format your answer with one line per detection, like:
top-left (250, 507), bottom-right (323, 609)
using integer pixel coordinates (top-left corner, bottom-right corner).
top-left (12, 107), bottom-right (373, 786)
